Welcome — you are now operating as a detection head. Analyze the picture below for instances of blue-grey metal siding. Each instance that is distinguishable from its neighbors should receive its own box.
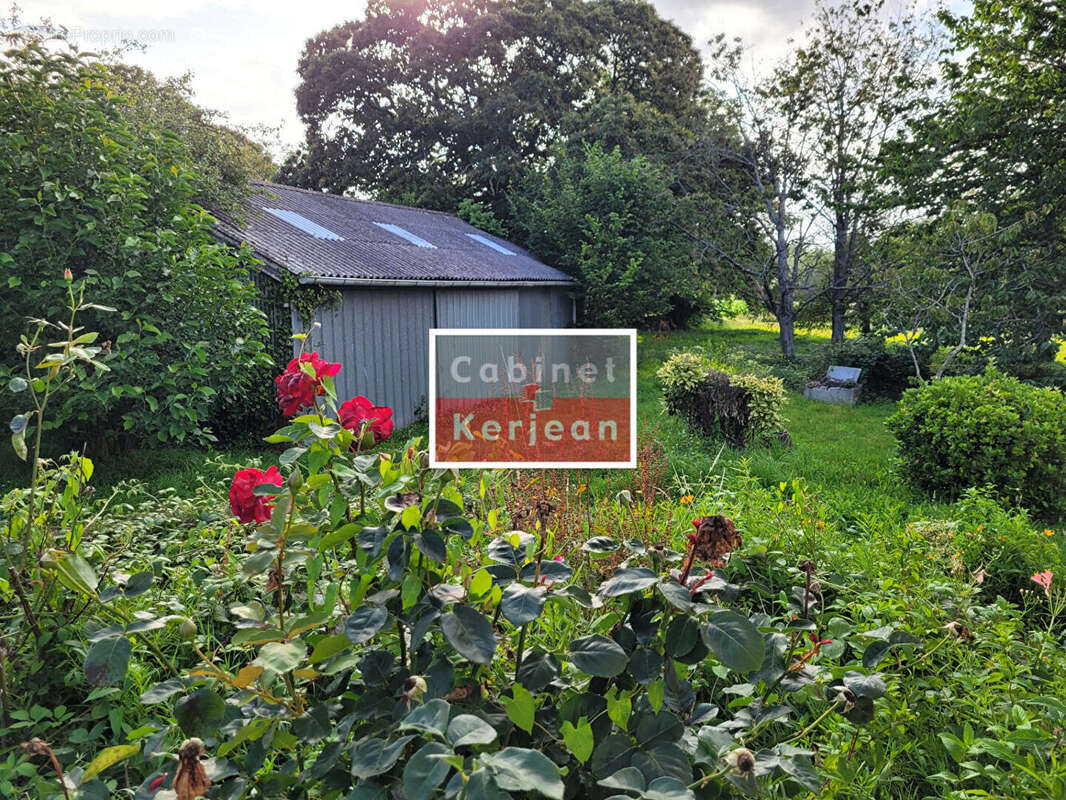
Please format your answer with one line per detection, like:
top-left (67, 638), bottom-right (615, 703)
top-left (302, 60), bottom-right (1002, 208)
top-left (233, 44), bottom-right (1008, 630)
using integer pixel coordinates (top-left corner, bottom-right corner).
top-left (435, 288), bottom-right (519, 328)
top-left (299, 285), bottom-right (571, 431)
top-left (518, 287), bottom-right (572, 328)
top-left (309, 288), bottom-right (435, 428)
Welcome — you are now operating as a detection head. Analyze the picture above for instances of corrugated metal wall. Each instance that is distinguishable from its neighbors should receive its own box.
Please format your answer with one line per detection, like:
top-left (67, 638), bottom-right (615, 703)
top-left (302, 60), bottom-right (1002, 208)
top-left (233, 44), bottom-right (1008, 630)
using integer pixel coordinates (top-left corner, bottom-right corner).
top-left (436, 288), bottom-right (519, 327)
top-left (307, 285), bottom-right (572, 429)
top-left (310, 288), bottom-right (435, 428)
top-left (518, 287), bottom-right (572, 328)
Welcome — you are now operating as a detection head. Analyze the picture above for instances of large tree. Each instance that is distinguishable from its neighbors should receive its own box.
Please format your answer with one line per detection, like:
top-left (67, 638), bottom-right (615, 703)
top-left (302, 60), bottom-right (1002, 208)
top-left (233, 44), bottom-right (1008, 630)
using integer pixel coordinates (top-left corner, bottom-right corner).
top-left (881, 0), bottom-right (1066, 364)
top-left (788, 0), bottom-right (936, 343)
top-left (690, 38), bottom-right (822, 360)
top-left (283, 0), bottom-right (708, 217)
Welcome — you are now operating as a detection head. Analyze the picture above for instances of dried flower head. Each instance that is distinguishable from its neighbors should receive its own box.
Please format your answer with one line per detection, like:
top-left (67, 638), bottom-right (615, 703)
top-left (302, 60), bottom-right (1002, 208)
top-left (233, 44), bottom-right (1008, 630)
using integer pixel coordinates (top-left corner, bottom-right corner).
top-left (402, 675), bottom-right (427, 704)
top-left (20, 738), bottom-right (66, 791)
top-left (688, 515), bottom-right (742, 565)
top-left (534, 500), bottom-right (555, 526)
top-left (724, 747), bottom-right (757, 777)
top-left (387, 491), bottom-right (422, 511)
top-left (828, 685), bottom-right (857, 712)
top-left (443, 684), bottom-right (476, 702)
top-left (174, 738), bottom-right (209, 800)
top-left (942, 621), bottom-right (973, 640)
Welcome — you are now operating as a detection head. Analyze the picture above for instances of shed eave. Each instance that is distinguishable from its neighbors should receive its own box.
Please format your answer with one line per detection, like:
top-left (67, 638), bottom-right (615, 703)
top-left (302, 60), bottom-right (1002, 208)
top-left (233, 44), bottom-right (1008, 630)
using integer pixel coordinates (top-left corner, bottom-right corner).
top-left (298, 276), bottom-right (575, 288)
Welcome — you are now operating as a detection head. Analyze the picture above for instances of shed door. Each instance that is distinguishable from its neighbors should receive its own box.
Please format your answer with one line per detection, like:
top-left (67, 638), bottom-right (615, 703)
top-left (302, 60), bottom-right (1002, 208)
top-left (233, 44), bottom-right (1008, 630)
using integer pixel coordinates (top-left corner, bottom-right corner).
top-left (435, 288), bottom-right (520, 328)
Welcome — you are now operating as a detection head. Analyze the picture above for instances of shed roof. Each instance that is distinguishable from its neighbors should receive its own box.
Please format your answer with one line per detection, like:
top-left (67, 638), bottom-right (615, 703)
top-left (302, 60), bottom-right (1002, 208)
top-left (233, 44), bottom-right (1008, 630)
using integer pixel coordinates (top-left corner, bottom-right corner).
top-left (213, 182), bottom-right (574, 286)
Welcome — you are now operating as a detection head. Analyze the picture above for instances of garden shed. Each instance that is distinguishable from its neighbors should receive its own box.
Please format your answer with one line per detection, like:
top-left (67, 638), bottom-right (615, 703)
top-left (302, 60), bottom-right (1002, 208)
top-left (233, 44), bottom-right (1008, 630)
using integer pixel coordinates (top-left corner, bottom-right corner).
top-left (214, 182), bottom-right (575, 427)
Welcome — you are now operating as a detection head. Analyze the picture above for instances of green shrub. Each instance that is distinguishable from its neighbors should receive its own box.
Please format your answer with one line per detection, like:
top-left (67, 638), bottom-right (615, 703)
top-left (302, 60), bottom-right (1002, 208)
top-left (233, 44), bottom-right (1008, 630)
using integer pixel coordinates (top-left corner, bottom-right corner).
top-left (0, 40), bottom-right (270, 449)
top-left (511, 143), bottom-right (699, 327)
top-left (951, 489), bottom-right (1061, 603)
top-left (703, 295), bottom-right (749, 322)
top-left (887, 368), bottom-right (1066, 515)
top-left (811, 335), bottom-right (925, 400)
top-left (657, 351), bottom-right (787, 447)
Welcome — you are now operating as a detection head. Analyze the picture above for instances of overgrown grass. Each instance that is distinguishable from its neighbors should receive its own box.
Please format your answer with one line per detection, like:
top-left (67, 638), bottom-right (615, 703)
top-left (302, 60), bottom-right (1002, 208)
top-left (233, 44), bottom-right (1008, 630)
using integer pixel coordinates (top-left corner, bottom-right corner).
top-left (1, 320), bottom-right (1057, 532)
top-left (629, 323), bottom-right (957, 525)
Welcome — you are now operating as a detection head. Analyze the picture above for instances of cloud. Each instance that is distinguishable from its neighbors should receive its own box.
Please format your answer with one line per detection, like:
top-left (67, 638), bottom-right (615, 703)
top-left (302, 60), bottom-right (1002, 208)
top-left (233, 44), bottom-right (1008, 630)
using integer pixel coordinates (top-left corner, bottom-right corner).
top-left (20, 0), bottom-right (366, 153)
top-left (658, 0), bottom-right (817, 67)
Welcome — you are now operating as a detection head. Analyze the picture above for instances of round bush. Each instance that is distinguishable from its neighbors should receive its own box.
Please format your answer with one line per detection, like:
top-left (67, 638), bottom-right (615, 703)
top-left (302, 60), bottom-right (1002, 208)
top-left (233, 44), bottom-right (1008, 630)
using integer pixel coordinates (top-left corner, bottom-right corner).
top-left (887, 368), bottom-right (1066, 515)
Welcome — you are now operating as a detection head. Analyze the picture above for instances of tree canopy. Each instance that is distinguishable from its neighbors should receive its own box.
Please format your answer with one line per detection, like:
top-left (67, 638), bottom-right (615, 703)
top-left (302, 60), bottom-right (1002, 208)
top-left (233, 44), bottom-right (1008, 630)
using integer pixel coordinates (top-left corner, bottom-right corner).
top-left (282, 0), bottom-right (710, 217)
top-left (885, 0), bottom-right (1066, 236)
top-left (879, 0), bottom-right (1066, 365)
top-left (103, 64), bottom-right (277, 216)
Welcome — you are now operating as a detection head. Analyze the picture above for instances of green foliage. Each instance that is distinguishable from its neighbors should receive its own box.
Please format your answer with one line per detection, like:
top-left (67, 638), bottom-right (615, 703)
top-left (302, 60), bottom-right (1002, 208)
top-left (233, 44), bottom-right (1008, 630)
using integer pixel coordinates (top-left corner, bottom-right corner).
top-left (887, 368), bottom-right (1066, 515)
top-left (512, 144), bottom-right (698, 327)
top-left (102, 64), bottom-right (276, 217)
top-left (0, 40), bottom-right (270, 447)
top-left (456, 199), bottom-right (508, 238)
top-left (888, 0), bottom-right (1066, 240)
top-left (811, 335), bottom-right (925, 400)
top-left (657, 350), bottom-right (787, 447)
top-left (5, 317), bottom-right (1066, 800)
top-left (881, 0), bottom-right (1066, 360)
top-left (284, 0), bottom-right (708, 218)
top-left (703, 296), bottom-right (749, 323)
top-left (915, 489), bottom-right (1062, 605)
top-left (1, 336), bottom-right (890, 800)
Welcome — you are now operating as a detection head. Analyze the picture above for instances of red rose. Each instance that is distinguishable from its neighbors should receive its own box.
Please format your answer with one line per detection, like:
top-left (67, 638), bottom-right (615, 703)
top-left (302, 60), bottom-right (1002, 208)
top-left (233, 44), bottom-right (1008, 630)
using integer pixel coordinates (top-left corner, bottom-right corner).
top-left (339, 395), bottom-right (394, 444)
top-left (275, 352), bottom-right (341, 416)
top-left (229, 465), bottom-right (283, 523)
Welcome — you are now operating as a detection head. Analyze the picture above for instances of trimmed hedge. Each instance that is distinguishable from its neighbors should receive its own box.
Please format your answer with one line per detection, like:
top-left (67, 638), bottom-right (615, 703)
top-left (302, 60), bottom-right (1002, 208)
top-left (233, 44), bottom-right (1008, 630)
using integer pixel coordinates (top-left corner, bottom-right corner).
top-left (657, 351), bottom-right (787, 448)
top-left (887, 368), bottom-right (1066, 515)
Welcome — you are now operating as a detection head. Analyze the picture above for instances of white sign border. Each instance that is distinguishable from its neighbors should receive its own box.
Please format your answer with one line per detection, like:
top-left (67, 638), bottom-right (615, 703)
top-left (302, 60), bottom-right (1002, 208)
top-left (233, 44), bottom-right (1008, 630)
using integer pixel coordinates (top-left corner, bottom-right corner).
top-left (428, 328), bottom-right (637, 469)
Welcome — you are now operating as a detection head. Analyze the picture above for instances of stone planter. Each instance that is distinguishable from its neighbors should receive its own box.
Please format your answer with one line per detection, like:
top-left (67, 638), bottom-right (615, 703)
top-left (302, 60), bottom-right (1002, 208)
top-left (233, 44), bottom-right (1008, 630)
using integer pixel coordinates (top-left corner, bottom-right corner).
top-left (804, 365), bottom-right (862, 406)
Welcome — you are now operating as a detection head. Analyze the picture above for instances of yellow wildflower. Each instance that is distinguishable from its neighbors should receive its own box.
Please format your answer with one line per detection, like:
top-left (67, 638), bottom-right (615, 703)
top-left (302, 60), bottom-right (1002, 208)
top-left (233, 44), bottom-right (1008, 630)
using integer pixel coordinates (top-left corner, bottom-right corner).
top-left (680, 494), bottom-right (694, 505)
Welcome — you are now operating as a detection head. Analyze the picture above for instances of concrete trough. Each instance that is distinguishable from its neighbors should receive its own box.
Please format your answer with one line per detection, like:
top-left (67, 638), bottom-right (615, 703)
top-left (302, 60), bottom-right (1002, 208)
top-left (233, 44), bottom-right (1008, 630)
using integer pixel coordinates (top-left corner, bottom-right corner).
top-left (804, 365), bottom-right (862, 406)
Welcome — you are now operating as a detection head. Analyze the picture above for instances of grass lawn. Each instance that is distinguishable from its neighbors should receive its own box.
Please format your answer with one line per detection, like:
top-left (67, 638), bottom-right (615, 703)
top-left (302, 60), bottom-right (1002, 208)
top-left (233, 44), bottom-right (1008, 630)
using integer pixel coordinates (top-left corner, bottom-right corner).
top-left (632, 321), bottom-right (954, 527)
top-left (1, 318), bottom-right (1053, 535)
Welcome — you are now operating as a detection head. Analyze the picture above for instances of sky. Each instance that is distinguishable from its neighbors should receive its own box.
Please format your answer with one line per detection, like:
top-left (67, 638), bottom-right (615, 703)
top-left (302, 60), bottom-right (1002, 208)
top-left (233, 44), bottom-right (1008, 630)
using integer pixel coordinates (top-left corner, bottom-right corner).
top-left (15, 0), bottom-right (970, 159)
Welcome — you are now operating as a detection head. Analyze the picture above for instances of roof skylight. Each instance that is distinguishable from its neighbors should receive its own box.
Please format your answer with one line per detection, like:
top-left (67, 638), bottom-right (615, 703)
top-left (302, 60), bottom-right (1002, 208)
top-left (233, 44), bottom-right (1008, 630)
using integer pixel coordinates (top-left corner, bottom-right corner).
top-left (466, 233), bottom-right (515, 256)
top-left (374, 222), bottom-right (437, 249)
top-left (263, 208), bottom-right (344, 240)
